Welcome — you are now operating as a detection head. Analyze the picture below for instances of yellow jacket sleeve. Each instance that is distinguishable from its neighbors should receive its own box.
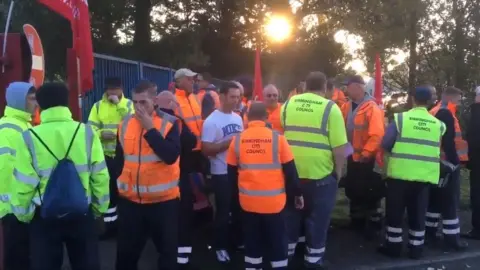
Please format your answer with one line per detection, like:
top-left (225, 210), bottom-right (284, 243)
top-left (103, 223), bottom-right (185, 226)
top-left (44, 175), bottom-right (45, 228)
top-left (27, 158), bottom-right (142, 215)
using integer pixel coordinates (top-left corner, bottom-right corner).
top-left (88, 126), bottom-right (110, 217)
top-left (87, 102), bottom-right (102, 137)
top-left (0, 132), bottom-right (17, 218)
top-left (11, 135), bottom-right (39, 223)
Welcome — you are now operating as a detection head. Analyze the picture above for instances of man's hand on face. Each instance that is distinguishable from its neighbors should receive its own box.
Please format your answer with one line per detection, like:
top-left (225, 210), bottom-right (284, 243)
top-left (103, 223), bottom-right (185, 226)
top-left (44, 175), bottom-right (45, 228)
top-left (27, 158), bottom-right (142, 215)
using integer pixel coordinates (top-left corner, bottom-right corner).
top-left (101, 131), bottom-right (116, 140)
top-left (135, 106), bottom-right (154, 130)
top-left (108, 95), bottom-right (120, 104)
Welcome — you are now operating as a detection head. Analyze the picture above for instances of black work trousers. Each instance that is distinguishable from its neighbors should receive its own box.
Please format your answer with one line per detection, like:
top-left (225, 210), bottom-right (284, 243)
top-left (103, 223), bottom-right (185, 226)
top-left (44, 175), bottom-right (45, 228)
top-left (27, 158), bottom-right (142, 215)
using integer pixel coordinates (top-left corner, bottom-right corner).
top-left (103, 156), bottom-right (119, 235)
top-left (29, 210), bottom-right (100, 270)
top-left (178, 172), bottom-right (195, 265)
top-left (3, 214), bottom-right (29, 270)
top-left (470, 167), bottom-right (480, 230)
top-left (345, 159), bottom-right (384, 230)
top-left (384, 178), bottom-right (430, 254)
top-left (116, 198), bottom-right (179, 270)
top-left (426, 169), bottom-right (461, 242)
top-left (243, 211), bottom-right (288, 270)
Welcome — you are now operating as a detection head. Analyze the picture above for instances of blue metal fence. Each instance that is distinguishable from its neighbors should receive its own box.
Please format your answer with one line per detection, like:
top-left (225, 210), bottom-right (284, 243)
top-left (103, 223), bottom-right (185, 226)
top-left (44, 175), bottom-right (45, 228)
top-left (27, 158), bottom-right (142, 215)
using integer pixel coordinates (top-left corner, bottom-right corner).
top-left (81, 53), bottom-right (175, 120)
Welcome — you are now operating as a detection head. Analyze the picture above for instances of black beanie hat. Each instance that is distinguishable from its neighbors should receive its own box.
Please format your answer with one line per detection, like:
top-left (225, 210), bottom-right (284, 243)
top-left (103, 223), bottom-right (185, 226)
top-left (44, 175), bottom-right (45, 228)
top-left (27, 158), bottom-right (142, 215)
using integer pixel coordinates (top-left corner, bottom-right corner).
top-left (36, 82), bottom-right (69, 110)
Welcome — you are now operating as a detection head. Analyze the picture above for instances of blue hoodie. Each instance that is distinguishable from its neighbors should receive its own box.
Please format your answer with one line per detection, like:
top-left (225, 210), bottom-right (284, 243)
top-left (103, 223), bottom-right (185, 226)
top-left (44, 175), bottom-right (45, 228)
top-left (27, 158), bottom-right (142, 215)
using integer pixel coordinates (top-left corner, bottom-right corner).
top-left (6, 82), bottom-right (34, 112)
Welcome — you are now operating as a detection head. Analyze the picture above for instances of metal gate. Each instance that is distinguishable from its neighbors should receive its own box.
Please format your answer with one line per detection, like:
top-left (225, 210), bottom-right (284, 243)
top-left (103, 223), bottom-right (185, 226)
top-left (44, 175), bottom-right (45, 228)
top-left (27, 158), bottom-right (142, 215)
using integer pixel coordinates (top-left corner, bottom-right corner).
top-left (81, 53), bottom-right (175, 120)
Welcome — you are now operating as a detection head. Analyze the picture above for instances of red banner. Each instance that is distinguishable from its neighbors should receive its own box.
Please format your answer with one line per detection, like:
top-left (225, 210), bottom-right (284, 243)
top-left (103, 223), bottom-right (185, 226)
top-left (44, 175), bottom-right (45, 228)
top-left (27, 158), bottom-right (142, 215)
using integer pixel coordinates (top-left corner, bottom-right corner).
top-left (253, 47), bottom-right (263, 101)
top-left (374, 53), bottom-right (383, 106)
top-left (38, 0), bottom-right (94, 92)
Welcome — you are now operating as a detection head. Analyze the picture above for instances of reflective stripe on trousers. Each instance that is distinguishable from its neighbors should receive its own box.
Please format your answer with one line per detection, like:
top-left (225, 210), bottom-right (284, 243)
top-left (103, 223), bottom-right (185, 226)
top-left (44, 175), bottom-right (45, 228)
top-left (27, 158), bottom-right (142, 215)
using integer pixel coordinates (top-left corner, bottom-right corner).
top-left (425, 212), bottom-right (440, 228)
top-left (177, 246), bottom-right (192, 264)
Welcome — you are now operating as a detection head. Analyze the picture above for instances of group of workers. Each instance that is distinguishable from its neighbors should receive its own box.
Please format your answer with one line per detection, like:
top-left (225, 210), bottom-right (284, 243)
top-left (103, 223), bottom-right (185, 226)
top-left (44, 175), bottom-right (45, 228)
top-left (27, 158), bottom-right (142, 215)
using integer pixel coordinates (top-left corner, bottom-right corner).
top-left (0, 65), bottom-right (477, 270)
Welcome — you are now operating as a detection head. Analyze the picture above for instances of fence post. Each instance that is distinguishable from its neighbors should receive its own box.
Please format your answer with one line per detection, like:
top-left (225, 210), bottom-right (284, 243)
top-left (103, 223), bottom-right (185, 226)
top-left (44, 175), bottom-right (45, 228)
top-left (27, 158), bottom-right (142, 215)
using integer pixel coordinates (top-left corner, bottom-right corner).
top-left (67, 48), bottom-right (81, 121)
top-left (138, 62), bottom-right (144, 80)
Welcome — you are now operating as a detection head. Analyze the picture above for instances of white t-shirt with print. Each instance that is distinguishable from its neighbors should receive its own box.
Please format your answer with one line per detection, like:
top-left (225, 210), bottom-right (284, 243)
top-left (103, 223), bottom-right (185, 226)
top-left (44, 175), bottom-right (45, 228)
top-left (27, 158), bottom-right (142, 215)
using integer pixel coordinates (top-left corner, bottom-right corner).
top-left (201, 110), bottom-right (243, 175)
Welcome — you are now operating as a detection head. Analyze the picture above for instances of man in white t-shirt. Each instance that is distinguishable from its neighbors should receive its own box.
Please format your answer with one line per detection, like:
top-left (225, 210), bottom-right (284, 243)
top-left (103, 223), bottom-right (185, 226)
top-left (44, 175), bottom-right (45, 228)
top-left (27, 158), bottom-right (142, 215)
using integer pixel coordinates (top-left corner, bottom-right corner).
top-left (201, 81), bottom-right (243, 263)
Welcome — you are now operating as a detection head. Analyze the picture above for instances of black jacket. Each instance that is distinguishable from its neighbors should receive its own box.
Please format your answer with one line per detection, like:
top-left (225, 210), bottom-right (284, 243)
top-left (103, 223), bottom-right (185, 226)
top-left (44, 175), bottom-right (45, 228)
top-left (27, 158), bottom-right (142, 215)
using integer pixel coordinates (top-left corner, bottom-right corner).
top-left (468, 103), bottom-right (480, 168)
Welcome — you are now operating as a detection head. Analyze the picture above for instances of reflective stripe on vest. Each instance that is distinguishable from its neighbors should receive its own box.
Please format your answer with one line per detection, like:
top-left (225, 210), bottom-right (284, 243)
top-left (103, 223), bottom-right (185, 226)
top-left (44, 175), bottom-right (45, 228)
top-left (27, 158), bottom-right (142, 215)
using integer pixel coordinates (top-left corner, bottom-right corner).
top-left (234, 131), bottom-right (285, 197)
top-left (120, 113), bottom-right (173, 163)
top-left (117, 180), bottom-right (180, 195)
top-left (346, 98), bottom-right (373, 142)
top-left (282, 99), bottom-right (334, 150)
top-left (391, 113), bottom-right (443, 163)
top-left (176, 95), bottom-right (202, 122)
top-left (0, 123), bottom-right (24, 156)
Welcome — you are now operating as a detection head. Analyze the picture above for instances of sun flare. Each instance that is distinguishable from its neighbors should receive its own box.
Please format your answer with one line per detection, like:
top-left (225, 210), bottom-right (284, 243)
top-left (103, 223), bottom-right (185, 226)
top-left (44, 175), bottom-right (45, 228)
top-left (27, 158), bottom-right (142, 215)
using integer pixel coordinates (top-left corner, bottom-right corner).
top-left (264, 16), bottom-right (292, 42)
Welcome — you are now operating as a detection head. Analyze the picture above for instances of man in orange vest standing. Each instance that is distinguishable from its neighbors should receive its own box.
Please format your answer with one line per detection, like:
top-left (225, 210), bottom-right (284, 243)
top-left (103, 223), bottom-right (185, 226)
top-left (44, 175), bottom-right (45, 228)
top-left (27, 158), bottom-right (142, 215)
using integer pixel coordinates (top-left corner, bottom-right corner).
top-left (341, 75), bottom-right (385, 238)
top-left (226, 102), bottom-right (303, 270)
top-left (173, 68), bottom-right (206, 267)
top-left (243, 84), bottom-right (283, 133)
top-left (426, 86), bottom-right (468, 251)
top-left (115, 80), bottom-right (181, 270)
top-left (326, 79), bottom-right (347, 108)
top-left (196, 72), bottom-right (220, 119)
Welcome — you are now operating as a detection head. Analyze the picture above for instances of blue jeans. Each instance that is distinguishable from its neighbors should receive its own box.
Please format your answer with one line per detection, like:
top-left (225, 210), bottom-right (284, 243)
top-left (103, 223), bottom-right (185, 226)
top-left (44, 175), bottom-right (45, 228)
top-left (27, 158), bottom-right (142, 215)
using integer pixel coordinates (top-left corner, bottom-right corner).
top-left (286, 175), bottom-right (337, 268)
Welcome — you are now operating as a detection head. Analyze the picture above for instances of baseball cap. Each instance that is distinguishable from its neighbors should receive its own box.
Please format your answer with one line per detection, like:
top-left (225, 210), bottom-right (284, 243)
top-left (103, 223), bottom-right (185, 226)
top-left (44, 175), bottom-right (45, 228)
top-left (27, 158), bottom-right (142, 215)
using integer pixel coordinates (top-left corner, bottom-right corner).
top-left (174, 68), bottom-right (197, 80)
top-left (342, 75), bottom-right (366, 86)
top-left (414, 86), bottom-right (432, 102)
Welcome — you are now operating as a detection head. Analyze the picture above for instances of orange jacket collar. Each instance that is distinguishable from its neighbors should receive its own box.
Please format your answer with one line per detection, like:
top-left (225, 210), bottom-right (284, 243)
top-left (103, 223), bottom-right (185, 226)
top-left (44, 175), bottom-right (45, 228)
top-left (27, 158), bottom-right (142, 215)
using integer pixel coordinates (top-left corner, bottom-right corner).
top-left (175, 88), bottom-right (191, 97)
top-left (247, 120), bottom-right (268, 128)
top-left (440, 100), bottom-right (457, 114)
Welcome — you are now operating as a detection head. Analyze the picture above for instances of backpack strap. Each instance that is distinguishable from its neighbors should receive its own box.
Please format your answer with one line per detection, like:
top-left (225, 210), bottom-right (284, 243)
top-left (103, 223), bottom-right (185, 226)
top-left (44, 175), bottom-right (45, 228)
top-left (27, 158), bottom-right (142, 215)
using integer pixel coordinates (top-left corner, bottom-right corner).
top-left (29, 129), bottom-right (59, 162)
top-left (64, 122), bottom-right (82, 159)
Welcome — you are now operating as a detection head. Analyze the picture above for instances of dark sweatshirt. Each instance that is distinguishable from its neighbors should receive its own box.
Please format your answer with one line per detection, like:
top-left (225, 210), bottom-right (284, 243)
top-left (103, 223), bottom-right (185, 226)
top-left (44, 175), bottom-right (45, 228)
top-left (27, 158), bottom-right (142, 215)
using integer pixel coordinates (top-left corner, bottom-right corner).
top-left (435, 109), bottom-right (459, 165)
top-left (468, 103), bottom-right (480, 168)
top-left (114, 109), bottom-right (181, 175)
top-left (227, 160), bottom-right (302, 203)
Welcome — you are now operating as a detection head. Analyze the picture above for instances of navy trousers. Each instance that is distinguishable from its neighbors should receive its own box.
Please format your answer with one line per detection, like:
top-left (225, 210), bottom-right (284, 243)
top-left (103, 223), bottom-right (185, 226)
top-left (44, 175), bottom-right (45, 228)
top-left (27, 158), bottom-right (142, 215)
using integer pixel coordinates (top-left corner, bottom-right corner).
top-left (115, 198), bottom-right (179, 270)
top-left (29, 210), bottom-right (100, 270)
top-left (242, 211), bottom-right (288, 269)
top-left (3, 214), bottom-right (29, 270)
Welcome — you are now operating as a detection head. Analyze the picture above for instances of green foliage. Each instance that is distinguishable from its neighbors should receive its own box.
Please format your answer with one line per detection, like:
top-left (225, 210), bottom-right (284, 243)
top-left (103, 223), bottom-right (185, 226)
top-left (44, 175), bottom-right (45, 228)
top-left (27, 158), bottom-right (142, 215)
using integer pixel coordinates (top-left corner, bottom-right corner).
top-left (2, 0), bottom-right (479, 93)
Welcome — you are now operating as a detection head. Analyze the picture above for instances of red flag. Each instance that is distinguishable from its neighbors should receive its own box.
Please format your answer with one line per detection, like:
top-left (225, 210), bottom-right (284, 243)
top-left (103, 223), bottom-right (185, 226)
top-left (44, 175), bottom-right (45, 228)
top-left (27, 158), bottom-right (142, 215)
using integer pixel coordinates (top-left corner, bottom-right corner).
top-left (374, 53), bottom-right (383, 106)
top-left (253, 47), bottom-right (263, 101)
top-left (38, 0), bottom-right (94, 92)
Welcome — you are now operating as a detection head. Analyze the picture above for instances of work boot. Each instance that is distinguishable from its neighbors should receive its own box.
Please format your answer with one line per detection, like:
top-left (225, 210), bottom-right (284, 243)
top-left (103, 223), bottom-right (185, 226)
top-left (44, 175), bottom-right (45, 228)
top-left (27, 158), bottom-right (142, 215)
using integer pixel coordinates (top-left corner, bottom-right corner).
top-left (424, 228), bottom-right (440, 247)
top-left (461, 229), bottom-right (480, 240)
top-left (376, 244), bottom-right (401, 258)
top-left (408, 247), bottom-right (424, 260)
top-left (444, 237), bottom-right (468, 252)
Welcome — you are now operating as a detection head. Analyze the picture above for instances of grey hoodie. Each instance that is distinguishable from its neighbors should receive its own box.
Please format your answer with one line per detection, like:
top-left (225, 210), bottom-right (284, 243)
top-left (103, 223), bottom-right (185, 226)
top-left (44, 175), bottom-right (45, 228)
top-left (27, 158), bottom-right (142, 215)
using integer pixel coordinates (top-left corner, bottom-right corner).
top-left (5, 82), bottom-right (34, 112)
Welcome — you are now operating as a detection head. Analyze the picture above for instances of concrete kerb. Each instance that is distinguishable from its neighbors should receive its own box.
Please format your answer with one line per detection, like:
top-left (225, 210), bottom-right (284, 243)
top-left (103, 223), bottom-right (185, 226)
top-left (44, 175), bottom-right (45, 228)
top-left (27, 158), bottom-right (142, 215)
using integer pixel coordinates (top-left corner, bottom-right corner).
top-left (352, 250), bottom-right (480, 270)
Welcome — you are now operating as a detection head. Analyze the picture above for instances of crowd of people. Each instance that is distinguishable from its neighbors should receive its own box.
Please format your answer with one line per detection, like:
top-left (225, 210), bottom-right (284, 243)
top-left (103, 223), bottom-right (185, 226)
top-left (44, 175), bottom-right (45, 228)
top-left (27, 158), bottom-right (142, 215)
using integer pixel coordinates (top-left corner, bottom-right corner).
top-left (0, 68), bottom-right (480, 270)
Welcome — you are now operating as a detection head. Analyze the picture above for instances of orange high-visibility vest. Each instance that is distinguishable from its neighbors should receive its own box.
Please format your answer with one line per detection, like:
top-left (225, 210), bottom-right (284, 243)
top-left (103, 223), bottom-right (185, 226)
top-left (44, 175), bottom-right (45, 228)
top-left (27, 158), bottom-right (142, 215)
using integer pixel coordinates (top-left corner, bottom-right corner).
top-left (232, 121), bottom-right (287, 214)
top-left (175, 89), bottom-right (203, 150)
top-left (341, 99), bottom-right (385, 161)
top-left (117, 111), bottom-right (180, 204)
top-left (196, 89), bottom-right (220, 109)
top-left (32, 107), bottom-right (40, 126)
top-left (332, 88), bottom-right (347, 108)
top-left (429, 102), bottom-right (468, 162)
top-left (242, 103), bottom-right (283, 133)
